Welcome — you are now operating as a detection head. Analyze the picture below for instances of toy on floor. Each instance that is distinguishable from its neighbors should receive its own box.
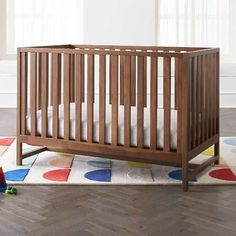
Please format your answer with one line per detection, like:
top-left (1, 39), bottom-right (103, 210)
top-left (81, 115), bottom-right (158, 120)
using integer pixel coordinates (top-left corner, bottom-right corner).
top-left (5, 186), bottom-right (17, 195)
top-left (0, 167), bottom-right (7, 192)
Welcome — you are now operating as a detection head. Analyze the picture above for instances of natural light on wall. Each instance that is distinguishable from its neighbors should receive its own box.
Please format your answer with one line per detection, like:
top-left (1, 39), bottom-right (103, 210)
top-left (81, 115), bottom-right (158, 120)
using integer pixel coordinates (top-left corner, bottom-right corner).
top-left (157, 0), bottom-right (236, 63)
top-left (6, 0), bottom-right (83, 54)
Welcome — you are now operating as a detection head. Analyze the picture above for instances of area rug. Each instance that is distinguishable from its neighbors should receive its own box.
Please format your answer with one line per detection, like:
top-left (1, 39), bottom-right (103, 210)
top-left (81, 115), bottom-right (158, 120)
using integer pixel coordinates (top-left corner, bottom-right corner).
top-left (0, 137), bottom-right (236, 185)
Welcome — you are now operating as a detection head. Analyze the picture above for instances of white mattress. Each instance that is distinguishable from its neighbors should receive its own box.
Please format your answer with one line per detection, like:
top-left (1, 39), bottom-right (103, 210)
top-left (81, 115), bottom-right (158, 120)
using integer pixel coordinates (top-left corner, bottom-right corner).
top-left (26, 103), bottom-right (177, 149)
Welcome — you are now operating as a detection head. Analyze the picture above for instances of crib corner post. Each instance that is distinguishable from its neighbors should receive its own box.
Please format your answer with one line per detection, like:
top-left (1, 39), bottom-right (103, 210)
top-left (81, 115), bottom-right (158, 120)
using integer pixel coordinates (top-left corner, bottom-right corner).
top-left (182, 153), bottom-right (189, 192)
top-left (214, 140), bottom-right (220, 165)
top-left (17, 139), bottom-right (23, 166)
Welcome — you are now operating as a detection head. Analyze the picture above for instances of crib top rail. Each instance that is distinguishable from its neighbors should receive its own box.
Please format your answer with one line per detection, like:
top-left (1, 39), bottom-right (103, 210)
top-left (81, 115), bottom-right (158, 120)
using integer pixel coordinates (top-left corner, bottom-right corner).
top-left (18, 44), bottom-right (219, 58)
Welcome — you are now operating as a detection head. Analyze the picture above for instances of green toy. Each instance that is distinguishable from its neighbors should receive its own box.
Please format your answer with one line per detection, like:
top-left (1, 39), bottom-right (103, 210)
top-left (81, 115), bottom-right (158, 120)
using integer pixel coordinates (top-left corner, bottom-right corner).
top-left (5, 186), bottom-right (17, 195)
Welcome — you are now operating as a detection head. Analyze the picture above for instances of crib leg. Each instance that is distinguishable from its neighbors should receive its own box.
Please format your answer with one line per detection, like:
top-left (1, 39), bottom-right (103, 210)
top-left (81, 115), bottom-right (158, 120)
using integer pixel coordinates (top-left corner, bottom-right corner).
top-left (214, 141), bottom-right (220, 165)
top-left (17, 140), bottom-right (23, 166)
top-left (182, 155), bottom-right (189, 192)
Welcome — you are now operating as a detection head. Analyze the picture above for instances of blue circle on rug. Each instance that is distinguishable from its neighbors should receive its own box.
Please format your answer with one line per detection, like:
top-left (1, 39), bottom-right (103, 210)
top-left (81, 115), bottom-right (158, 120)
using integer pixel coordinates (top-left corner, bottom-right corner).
top-left (84, 169), bottom-right (111, 182)
top-left (223, 138), bottom-right (236, 146)
top-left (168, 169), bottom-right (197, 182)
top-left (4, 169), bottom-right (30, 182)
top-left (87, 158), bottom-right (111, 168)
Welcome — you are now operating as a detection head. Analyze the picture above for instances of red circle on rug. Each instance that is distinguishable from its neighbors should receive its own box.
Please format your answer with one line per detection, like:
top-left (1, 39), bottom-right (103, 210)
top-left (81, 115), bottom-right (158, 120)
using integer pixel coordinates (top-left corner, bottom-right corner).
top-left (43, 169), bottom-right (71, 182)
top-left (209, 168), bottom-right (236, 181)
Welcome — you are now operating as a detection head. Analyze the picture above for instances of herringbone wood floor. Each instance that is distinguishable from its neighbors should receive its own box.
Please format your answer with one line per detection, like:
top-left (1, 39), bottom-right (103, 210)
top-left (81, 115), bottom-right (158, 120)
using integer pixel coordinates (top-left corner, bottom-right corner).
top-left (0, 108), bottom-right (236, 236)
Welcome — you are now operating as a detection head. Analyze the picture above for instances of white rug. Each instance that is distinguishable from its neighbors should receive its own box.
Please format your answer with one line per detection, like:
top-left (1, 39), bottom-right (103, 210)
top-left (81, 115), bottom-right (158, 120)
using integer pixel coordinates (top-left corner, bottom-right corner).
top-left (0, 137), bottom-right (236, 185)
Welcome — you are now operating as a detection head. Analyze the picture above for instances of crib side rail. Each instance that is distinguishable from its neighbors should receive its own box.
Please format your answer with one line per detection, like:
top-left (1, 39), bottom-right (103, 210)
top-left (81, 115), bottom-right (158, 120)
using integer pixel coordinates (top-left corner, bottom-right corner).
top-left (183, 50), bottom-right (220, 154)
top-left (17, 47), bottom-right (219, 157)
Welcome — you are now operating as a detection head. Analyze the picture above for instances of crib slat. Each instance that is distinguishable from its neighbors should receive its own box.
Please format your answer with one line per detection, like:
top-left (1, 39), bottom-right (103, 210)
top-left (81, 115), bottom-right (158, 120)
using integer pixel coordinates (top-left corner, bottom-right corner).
top-left (120, 55), bottom-right (125, 105)
top-left (37, 54), bottom-right (42, 110)
top-left (64, 54), bottom-right (71, 140)
top-left (124, 56), bottom-right (131, 147)
top-left (192, 57), bottom-right (197, 148)
top-left (131, 55), bottom-right (136, 106)
top-left (137, 56), bottom-right (144, 148)
top-left (110, 55), bottom-right (118, 145)
top-left (205, 55), bottom-right (210, 140)
top-left (41, 53), bottom-right (48, 138)
top-left (70, 54), bottom-right (75, 102)
top-left (197, 56), bottom-right (202, 146)
top-left (143, 56), bottom-right (147, 107)
top-left (21, 52), bottom-right (28, 135)
top-left (30, 52), bottom-right (37, 136)
top-left (75, 54), bottom-right (83, 141)
top-left (87, 54), bottom-right (94, 142)
top-left (150, 56), bottom-right (158, 150)
top-left (176, 58), bottom-right (182, 153)
top-left (52, 53), bottom-right (60, 139)
top-left (163, 57), bottom-right (171, 151)
top-left (213, 53), bottom-right (217, 135)
top-left (99, 55), bottom-right (106, 144)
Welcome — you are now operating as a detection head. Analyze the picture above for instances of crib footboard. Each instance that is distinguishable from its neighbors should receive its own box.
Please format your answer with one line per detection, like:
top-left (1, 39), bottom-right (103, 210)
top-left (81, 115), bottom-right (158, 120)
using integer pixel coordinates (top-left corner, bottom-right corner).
top-left (17, 44), bottom-right (219, 191)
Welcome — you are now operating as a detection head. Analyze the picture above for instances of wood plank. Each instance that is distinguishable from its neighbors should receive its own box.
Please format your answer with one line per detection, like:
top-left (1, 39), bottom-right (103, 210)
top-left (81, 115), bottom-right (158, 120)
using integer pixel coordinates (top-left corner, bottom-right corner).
top-left (137, 56), bottom-right (144, 148)
top-left (176, 58), bottom-right (182, 153)
top-left (41, 53), bottom-right (49, 138)
top-left (143, 56), bottom-right (147, 107)
top-left (201, 55), bottom-right (206, 143)
top-left (37, 53), bottom-right (42, 109)
top-left (70, 54), bottom-right (75, 102)
top-left (87, 54), bottom-right (94, 142)
top-left (192, 56), bottom-right (197, 148)
top-left (75, 54), bottom-right (83, 141)
top-left (99, 55), bottom-right (106, 144)
top-left (150, 56), bottom-right (157, 150)
top-left (131, 55), bottom-right (136, 106)
top-left (163, 57), bottom-right (171, 152)
top-left (63, 53), bottom-right (71, 140)
top-left (120, 54), bottom-right (125, 105)
top-left (124, 56), bottom-right (131, 147)
top-left (110, 55), bottom-right (118, 145)
top-left (17, 49), bottom-right (21, 138)
top-left (197, 56), bottom-right (202, 146)
top-left (52, 53), bottom-right (60, 139)
top-left (30, 52), bottom-right (37, 136)
top-left (21, 52), bottom-right (28, 135)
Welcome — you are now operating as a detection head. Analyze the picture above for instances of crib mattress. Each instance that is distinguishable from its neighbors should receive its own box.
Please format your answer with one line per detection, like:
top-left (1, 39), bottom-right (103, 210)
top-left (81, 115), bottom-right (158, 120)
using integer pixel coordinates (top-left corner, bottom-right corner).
top-left (26, 103), bottom-right (177, 149)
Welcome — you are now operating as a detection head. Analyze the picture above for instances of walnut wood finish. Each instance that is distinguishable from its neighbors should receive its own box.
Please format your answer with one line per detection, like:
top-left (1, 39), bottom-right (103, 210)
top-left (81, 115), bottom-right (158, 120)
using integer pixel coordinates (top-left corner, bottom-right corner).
top-left (17, 45), bottom-right (220, 191)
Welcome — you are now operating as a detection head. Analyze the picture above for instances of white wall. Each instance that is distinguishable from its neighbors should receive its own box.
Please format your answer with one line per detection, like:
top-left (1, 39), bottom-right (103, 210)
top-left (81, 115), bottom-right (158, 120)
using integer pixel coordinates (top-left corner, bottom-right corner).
top-left (83, 0), bottom-right (156, 45)
top-left (0, 0), bottom-right (236, 107)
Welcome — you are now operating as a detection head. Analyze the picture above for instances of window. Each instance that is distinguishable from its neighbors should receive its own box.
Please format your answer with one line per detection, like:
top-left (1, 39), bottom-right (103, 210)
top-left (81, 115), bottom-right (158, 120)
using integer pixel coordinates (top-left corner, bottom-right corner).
top-left (156, 0), bottom-right (236, 63)
top-left (0, 0), bottom-right (83, 59)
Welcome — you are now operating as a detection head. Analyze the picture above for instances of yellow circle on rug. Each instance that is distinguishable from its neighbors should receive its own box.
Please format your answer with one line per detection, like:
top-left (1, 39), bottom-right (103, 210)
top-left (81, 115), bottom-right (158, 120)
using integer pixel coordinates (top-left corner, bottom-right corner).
top-left (202, 146), bottom-right (214, 156)
top-left (55, 152), bottom-right (74, 157)
top-left (128, 161), bottom-right (152, 168)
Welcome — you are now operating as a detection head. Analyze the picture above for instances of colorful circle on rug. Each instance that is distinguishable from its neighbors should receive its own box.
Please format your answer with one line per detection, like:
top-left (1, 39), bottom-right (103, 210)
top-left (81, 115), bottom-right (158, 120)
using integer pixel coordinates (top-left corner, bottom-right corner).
top-left (168, 169), bottom-right (197, 182)
top-left (0, 137), bottom-right (15, 146)
top-left (87, 158), bottom-right (111, 168)
top-left (202, 146), bottom-right (214, 156)
top-left (84, 169), bottom-right (111, 182)
top-left (48, 156), bottom-right (73, 168)
top-left (209, 168), bottom-right (236, 181)
top-left (43, 169), bottom-right (71, 182)
top-left (56, 152), bottom-right (74, 157)
top-left (223, 138), bottom-right (236, 146)
top-left (127, 169), bottom-right (153, 182)
top-left (127, 161), bottom-right (152, 168)
top-left (4, 169), bottom-right (30, 181)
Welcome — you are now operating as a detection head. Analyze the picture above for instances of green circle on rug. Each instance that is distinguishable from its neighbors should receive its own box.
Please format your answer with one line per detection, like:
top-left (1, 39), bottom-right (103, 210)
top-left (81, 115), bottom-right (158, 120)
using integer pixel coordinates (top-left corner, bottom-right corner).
top-left (87, 158), bottom-right (111, 168)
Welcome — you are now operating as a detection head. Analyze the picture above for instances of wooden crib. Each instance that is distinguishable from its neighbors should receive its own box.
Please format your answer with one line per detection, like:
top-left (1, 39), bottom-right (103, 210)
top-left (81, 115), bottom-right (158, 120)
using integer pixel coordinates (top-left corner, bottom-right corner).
top-left (17, 44), bottom-right (220, 191)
